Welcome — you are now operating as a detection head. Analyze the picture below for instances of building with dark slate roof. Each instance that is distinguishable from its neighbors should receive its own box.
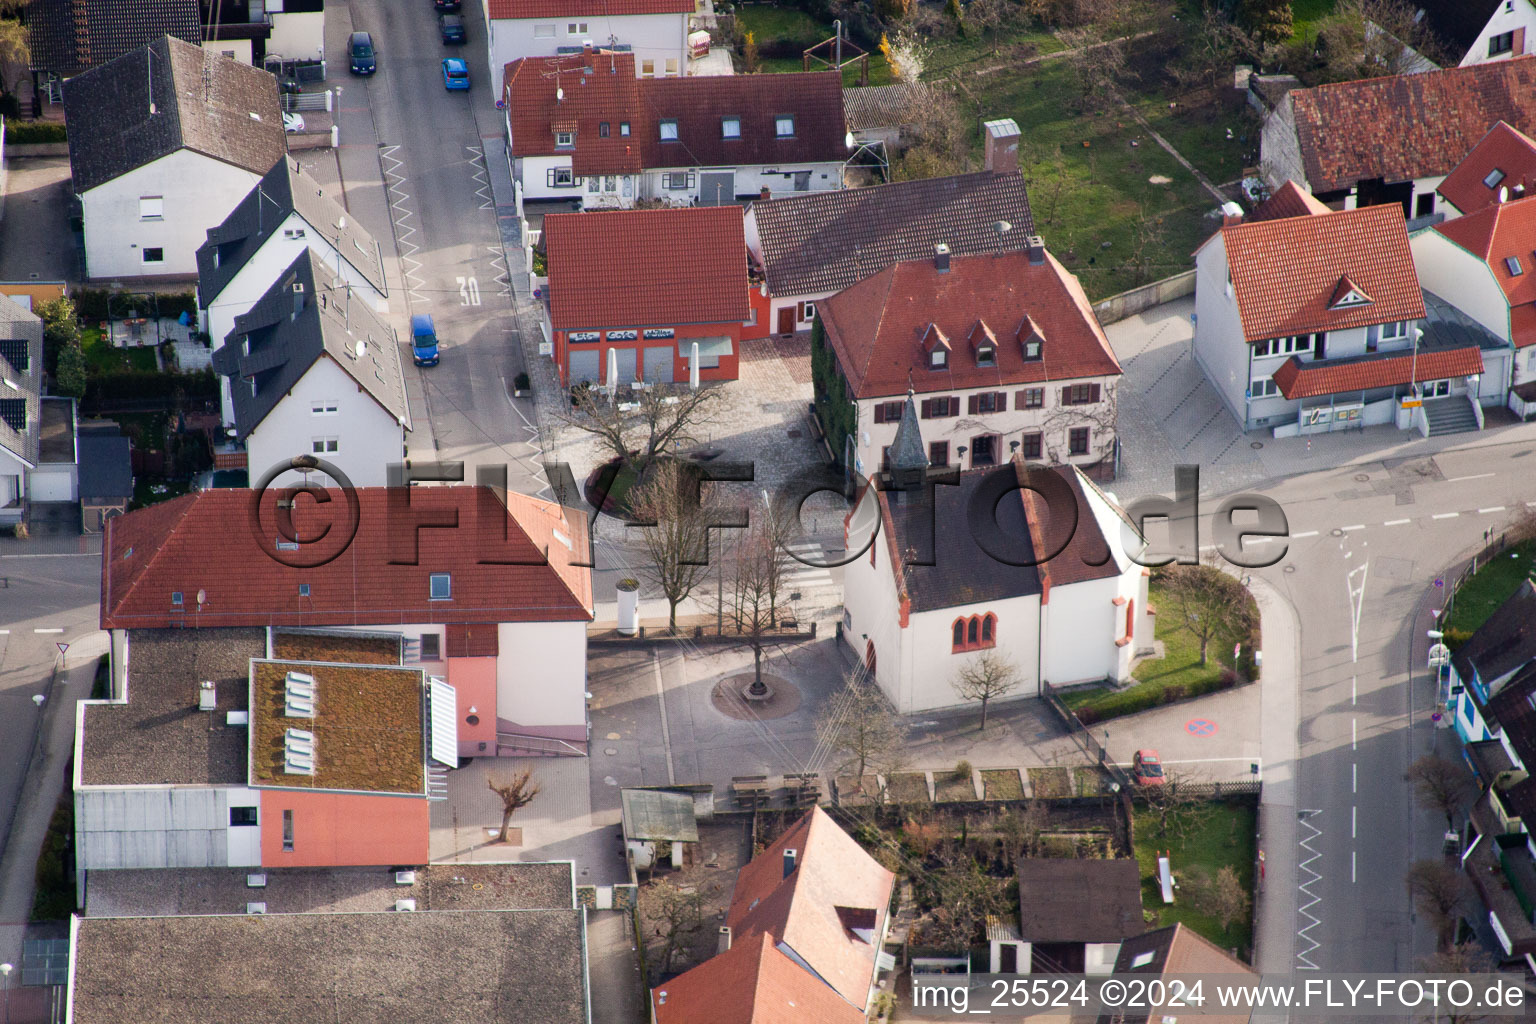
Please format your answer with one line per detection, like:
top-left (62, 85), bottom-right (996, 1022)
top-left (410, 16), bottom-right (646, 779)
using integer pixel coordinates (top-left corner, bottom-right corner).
top-left (63, 35), bottom-right (285, 281)
top-left (841, 460), bottom-right (1152, 712)
top-left (0, 293), bottom-right (45, 527)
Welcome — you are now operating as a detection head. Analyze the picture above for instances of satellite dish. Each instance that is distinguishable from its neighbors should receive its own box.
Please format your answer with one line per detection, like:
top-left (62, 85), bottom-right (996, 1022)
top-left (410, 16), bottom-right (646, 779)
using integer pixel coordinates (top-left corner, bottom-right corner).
top-left (1500, 185), bottom-right (1510, 203)
top-left (355, 339), bottom-right (367, 358)
top-left (196, 589), bottom-right (207, 606)
top-left (994, 220), bottom-right (1012, 235)
top-left (844, 131), bottom-right (854, 149)
top-left (556, 86), bottom-right (564, 102)
top-left (338, 215), bottom-right (346, 230)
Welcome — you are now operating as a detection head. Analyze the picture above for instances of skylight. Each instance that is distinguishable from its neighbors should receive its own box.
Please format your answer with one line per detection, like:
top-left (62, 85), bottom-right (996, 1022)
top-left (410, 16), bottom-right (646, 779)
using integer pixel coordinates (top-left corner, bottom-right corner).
top-left (1507, 255), bottom-right (1524, 277)
top-left (1485, 168), bottom-right (1507, 189)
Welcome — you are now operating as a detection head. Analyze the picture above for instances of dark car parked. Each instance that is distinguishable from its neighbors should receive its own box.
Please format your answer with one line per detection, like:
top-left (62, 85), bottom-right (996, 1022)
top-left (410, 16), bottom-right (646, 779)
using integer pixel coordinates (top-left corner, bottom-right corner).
top-left (440, 13), bottom-right (466, 43)
top-left (348, 31), bottom-right (376, 75)
top-left (434, 0), bottom-right (461, 10)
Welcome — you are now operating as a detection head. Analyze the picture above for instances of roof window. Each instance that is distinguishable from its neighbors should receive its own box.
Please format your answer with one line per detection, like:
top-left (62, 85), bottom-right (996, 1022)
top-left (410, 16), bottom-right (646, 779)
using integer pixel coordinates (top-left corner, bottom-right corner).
top-left (775, 115), bottom-right (794, 138)
top-left (659, 119), bottom-right (678, 141)
top-left (722, 116), bottom-right (740, 139)
top-left (1485, 168), bottom-right (1507, 189)
top-left (1507, 255), bottom-right (1524, 277)
top-left (430, 573), bottom-right (452, 601)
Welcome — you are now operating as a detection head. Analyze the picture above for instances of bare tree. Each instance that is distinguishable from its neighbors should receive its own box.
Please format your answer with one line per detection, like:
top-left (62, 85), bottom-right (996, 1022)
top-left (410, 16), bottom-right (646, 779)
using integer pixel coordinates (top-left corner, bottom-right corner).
top-left (629, 460), bottom-right (713, 632)
top-left (1415, 944), bottom-right (1497, 1023)
top-left (1161, 564), bottom-right (1254, 667)
top-left (816, 672), bottom-right (905, 783)
top-left (1058, 26), bottom-right (1128, 108)
top-left (1313, 0), bottom-right (1450, 82)
top-left (1188, 864), bottom-right (1251, 931)
top-left (721, 515), bottom-right (793, 694)
top-left (647, 880), bottom-right (711, 974)
top-left (951, 649), bottom-right (1023, 730)
top-left (562, 383), bottom-right (720, 482)
top-left (1405, 859), bottom-right (1469, 948)
top-left (487, 770), bottom-right (541, 843)
top-left (1141, 772), bottom-right (1213, 840)
top-left (920, 851), bottom-right (1013, 949)
top-left (996, 801), bottom-right (1051, 864)
top-left (891, 83), bottom-right (973, 181)
top-left (1408, 754), bottom-right (1472, 828)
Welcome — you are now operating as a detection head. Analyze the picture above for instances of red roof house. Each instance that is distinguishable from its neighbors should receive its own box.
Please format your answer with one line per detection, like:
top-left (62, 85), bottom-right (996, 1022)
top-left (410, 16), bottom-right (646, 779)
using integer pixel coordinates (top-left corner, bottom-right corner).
top-left (1438, 120), bottom-right (1536, 217)
top-left (543, 206), bottom-right (750, 386)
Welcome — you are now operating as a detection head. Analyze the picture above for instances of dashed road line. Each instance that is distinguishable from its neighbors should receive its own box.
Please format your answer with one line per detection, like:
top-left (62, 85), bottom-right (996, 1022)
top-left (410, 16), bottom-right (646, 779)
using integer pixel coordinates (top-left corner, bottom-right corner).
top-left (1432, 512), bottom-right (1459, 520)
top-left (1383, 518), bottom-right (1411, 526)
top-left (1341, 524), bottom-right (1365, 532)
top-left (1447, 473), bottom-right (1495, 482)
top-left (33, 627), bottom-right (63, 634)
top-left (1292, 530), bottom-right (1319, 539)
top-left (1478, 506), bottom-right (1506, 514)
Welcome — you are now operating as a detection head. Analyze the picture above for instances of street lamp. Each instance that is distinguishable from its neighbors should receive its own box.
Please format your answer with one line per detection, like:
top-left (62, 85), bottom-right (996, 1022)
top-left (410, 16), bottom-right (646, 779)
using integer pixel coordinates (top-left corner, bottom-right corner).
top-left (1, 962), bottom-right (13, 1024)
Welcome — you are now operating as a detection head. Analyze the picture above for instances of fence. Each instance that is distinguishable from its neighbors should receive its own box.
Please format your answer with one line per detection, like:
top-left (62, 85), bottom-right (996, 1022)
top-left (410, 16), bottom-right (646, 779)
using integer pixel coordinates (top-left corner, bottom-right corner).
top-left (1091, 269), bottom-right (1196, 327)
top-left (1041, 681), bottom-right (1132, 792)
top-left (282, 90), bottom-right (333, 113)
top-left (1439, 530), bottom-right (1513, 625)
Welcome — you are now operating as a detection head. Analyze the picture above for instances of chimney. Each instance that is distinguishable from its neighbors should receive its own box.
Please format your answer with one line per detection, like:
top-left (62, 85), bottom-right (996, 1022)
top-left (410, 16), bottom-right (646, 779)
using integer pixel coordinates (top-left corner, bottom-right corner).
top-left (934, 243), bottom-right (951, 273)
top-left (783, 848), bottom-right (798, 878)
top-left (759, 185), bottom-right (770, 201)
top-left (982, 117), bottom-right (1021, 175)
top-left (198, 681), bottom-right (217, 710)
top-left (1025, 236), bottom-right (1045, 266)
top-left (291, 280), bottom-right (305, 319)
top-left (717, 926), bottom-right (732, 953)
top-left (1219, 200), bottom-right (1244, 226)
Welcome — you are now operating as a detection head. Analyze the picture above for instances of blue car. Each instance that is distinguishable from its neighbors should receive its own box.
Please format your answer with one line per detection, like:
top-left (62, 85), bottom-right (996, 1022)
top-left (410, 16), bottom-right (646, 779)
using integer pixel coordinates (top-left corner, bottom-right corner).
top-left (442, 58), bottom-right (469, 91)
top-left (411, 314), bottom-right (440, 366)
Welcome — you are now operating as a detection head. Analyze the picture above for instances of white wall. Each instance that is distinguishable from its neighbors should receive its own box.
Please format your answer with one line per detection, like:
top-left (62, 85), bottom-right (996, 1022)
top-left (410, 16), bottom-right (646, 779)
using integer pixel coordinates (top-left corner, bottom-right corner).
top-left (205, 209), bottom-right (390, 368)
top-left (1458, 0), bottom-right (1536, 66)
top-left (900, 599), bottom-right (1042, 713)
top-left (487, 11), bottom-right (688, 82)
top-left (0, 445), bottom-right (27, 521)
top-left (840, 526), bottom-right (908, 706)
top-left (1411, 230), bottom-right (1510, 341)
top-left (639, 163), bottom-right (844, 205)
top-left (226, 787), bottom-right (261, 866)
top-left (1192, 233), bottom-right (1251, 423)
top-left (83, 150), bottom-right (270, 280)
top-left (243, 354), bottom-right (406, 488)
top-left (269, 10), bottom-right (327, 61)
top-left (203, 38), bottom-right (255, 65)
top-left (1084, 943), bottom-right (1119, 975)
top-left (515, 154), bottom-right (585, 203)
top-left (28, 464), bottom-right (76, 502)
top-left (496, 620), bottom-right (588, 730)
top-left (1040, 573), bottom-right (1134, 686)
top-left (74, 786), bottom-right (238, 869)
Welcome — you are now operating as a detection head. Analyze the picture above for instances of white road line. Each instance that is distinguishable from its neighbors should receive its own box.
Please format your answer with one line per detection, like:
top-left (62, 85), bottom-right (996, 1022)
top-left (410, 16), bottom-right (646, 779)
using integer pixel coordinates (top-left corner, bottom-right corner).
top-left (33, 628), bottom-right (63, 634)
top-left (652, 651), bottom-right (676, 787)
top-left (1447, 473), bottom-right (1495, 482)
top-left (1352, 850), bottom-right (1356, 884)
top-left (1352, 718), bottom-right (1357, 751)
top-left (1479, 506), bottom-right (1506, 514)
top-left (1352, 806), bottom-right (1357, 839)
top-left (1292, 530), bottom-right (1319, 538)
top-left (1528, 501), bottom-right (1536, 508)
top-left (0, 629), bottom-right (8, 634)
top-left (1342, 524), bottom-right (1365, 532)
top-left (1383, 518), bottom-right (1411, 526)
top-left (1432, 512), bottom-right (1460, 520)
top-left (1352, 763), bottom-right (1357, 793)
top-left (1351, 674), bottom-right (1356, 706)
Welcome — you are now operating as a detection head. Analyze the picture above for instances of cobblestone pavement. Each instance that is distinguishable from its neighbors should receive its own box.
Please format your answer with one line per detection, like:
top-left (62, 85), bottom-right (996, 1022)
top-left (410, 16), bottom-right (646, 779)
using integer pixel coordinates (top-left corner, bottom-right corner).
top-left (1104, 297), bottom-right (1536, 502)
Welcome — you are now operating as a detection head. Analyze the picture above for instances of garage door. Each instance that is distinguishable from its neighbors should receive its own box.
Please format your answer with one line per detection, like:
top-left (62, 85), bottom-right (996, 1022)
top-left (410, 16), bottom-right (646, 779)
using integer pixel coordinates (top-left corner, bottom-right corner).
top-left (29, 468), bottom-right (75, 502)
top-left (699, 172), bottom-right (734, 206)
top-left (643, 346), bottom-right (673, 383)
top-left (567, 348), bottom-right (600, 385)
top-left (615, 347), bottom-right (638, 384)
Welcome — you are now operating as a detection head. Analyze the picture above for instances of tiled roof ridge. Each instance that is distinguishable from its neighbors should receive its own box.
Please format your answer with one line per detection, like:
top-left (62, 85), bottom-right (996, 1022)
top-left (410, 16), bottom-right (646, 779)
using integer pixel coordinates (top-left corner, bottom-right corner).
top-left (101, 491), bottom-right (200, 626)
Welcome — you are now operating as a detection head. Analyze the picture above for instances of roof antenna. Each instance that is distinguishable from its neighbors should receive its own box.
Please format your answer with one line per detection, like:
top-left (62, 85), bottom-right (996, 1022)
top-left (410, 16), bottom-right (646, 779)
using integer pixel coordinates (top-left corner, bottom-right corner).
top-left (147, 48), bottom-right (156, 115)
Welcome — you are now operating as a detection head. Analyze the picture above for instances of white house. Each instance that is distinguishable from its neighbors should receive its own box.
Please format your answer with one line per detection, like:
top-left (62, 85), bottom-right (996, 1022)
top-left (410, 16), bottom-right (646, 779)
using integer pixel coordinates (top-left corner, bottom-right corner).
top-left (482, 0), bottom-right (692, 84)
top-left (503, 50), bottom-right (845, 206)
top-left (815, 241), bottom-right (1122, 476)
top-left (1418, 0), bottom-right (1536, 68)
top-left (197, 156), bottom-right (389, 352)
top-left (0, 294), bottom-right (44, 525)
top-left (746, 120), bottom-right (1034, 337)
top-left (1259, 57), bottom-right (1536, 223)
top-left (840, 452), bottom-right (1151, 715)
top-left (211, 250), bottom-right (408, 488)
top-left (63, 35), bottom-right (286, 281)
top-left (101, 485), bottom-right (596, 759)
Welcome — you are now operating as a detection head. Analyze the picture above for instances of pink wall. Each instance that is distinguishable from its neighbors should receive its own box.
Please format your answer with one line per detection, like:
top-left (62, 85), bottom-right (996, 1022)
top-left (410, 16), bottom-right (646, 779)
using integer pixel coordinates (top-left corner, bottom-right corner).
top-left (260, 790), bottom-right (429, 867)
top-left (448, 656), bottom-right (498, 756)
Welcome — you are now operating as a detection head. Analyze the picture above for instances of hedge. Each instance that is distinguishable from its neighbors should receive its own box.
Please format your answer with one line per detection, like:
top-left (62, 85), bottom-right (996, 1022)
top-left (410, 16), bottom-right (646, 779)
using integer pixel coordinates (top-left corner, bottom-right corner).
top-left (4, 121), bottom-right (68, 144)
top-left (71, 288), bottom-right (198, 322)
top-left (84, 369), bottom-right (218, 404)
top-left (1074, 669), bottom-right (1241, 726)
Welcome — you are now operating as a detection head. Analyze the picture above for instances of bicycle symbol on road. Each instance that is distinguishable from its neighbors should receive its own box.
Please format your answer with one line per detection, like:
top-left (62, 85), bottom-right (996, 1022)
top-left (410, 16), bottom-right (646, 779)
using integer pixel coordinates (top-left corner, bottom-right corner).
top-left (1185, 718), bottom-right (1219, 736)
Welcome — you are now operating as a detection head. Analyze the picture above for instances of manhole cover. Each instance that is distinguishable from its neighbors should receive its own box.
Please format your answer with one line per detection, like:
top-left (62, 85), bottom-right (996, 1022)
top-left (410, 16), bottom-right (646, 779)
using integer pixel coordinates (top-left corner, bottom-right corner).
top-left (1250, 441), bottom-right (1263, 449)
top-left (604, 748), bottom-right (618, 755)
top-left (1354, 473), bottom-right (1370, 482)
top-left (1331, 528), bottom-right (1344, 536)
top-left (1283, 564), bottom-right (1297, 573)
top-left (603, 776), bottom-right (618, 786)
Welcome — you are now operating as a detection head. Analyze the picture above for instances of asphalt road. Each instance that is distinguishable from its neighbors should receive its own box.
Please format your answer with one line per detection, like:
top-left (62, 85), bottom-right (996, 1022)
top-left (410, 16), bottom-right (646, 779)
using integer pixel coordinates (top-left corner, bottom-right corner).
top-left (1235, 438), bottom-right (1536, 989)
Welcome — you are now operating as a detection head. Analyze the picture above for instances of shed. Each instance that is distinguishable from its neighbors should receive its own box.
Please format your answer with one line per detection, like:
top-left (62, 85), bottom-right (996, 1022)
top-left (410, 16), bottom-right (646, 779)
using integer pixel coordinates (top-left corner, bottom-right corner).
top-left (621, 788), bottom-right (699, 872)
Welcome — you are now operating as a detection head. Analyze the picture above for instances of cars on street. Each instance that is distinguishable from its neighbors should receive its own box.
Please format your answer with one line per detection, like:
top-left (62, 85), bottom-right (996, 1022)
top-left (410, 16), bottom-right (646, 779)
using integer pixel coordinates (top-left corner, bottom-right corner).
top-left (1131, 749), bottom-right (1166, 786)
top-left (412, 314), bottom-right (440, 366)
top-left (434, 0), bottom-right (462, 10)
top-left (282, 112), bottom-right (306, 133)
top-left (442, 58), bottom-right (470, 90)
top-left (440, 13), bottom-right (466, 44)
top-left (348, 31), bottom-right (376, 75)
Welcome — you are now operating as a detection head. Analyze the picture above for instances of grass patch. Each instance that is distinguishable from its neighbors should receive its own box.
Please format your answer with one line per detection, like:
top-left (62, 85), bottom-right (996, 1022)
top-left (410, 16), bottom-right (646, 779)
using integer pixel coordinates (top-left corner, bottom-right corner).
top-left (81, 327), bottom-right (158, 374)
top-left (887, 771), bottom-right (931, 804)
top-left (1134, 800), bottom-right (1256, 954)
top-left (31, 794), bottom-right (75, 921)
top-left (1289, 0), bottom-right (1337, 40)
top-left (934, 768), bottom-right (978, 802)
top-left (1443, 540), bottom-right (1536, 643)
top-left (130, 476), bottom-right (190, 511)
top-left (1027, 766), bottom-right (1071, 799)
top-left (980, 769), bottom-right (1023, 800)
top-left (1074, 767), bottom-right (1108, 796)
top-left (735, 3), bottom-right (826, 44)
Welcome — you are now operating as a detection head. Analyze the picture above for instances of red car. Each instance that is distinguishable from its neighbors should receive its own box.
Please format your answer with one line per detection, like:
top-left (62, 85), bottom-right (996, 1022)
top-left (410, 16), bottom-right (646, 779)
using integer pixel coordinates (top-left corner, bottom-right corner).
top-left (1132, 749), bottom-right (1166, 786)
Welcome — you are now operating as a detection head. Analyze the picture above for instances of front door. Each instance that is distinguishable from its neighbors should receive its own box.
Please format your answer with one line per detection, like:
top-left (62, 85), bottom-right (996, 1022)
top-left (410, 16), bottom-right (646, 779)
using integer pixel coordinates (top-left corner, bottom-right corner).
top-left (999, 943), bottom-right (1018, 974)
top-left (1424, 379), bottom-right (1451, 398)
top-left (776, 306), bottom-right (796, 336)
top-left (793, 171), bottom-right (811, 191)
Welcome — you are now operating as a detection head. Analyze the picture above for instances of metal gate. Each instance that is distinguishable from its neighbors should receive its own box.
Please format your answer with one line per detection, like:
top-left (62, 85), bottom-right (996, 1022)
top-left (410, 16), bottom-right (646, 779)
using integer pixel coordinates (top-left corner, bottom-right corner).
top-left (568, 349), bottom-right (600, 385)
top-left (643, 346), bottom-right (673, 383)
top-left (699, 171), bottom-right (734, 206)
top-left (615, 347), bottom-right (638, 383)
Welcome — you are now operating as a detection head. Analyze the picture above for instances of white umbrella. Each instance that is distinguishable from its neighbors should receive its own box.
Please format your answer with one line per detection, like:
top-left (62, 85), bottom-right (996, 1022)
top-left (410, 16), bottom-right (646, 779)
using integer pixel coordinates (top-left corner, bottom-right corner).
top-left (606, 348), bottom-right (618, 399)
top-left (689, 341), bottom-right (700, 390)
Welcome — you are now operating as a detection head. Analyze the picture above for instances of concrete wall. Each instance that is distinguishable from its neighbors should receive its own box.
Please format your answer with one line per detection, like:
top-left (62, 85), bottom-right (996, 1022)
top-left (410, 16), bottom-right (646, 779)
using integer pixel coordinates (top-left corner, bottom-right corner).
top-left (496, 620), bottom-right (588, 737)
top-left (1456, 0), bottom-right (1536, 66)
top-left (1092, 270), bottom-right (1196, 326)
top-left (1191, 232), bottom-right (1250, 423)
top-left (258, 789), bottom-right (430, 866)
top-left (486, 11), bottom-right (688, 83)
top-left (244, 353), bottom-right (407, 488)
top-left (1258, 94), bottom-right (1306, 191)
top-left (269, 10), bottom-right (327, 60)
top-left (83, 150), bottom-right (268, 280)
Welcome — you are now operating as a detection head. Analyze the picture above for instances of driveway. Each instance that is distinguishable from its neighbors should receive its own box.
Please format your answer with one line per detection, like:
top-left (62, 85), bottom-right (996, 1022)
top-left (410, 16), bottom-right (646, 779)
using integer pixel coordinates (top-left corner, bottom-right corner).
top-left (0, 156), bottom-right (76, 282)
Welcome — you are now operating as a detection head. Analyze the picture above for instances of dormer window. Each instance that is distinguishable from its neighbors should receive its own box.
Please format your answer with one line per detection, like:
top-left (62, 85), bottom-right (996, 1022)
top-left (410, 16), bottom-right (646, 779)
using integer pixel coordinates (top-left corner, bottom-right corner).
top-left (1327, 274), bottom-right (1373, 309)
top-left (659, 119), bottom-right (678, 141)
top-left (775, 115), bottom-right (795, 138)
top-left (1023, 339), bottom-right (1041, 360)
top-left (930, 348), bottom-right (946, 369)
top-left (721, 116), bottom-right (740, 139)
top-left (599, 121), bottom-right (610, 137)
top-left (976, 344), bottom-right (995, 366)
top-left (968, 319), bottom-right (997, 366)
top-left (1018, 314), bottom-right (1045, 361)
top-left (555, 130), bottom-right (574, 149)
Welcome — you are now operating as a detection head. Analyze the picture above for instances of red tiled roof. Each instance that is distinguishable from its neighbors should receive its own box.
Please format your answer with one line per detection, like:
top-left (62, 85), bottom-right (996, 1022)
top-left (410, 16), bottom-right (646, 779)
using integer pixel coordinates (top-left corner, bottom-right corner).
top-left (100, 487), bottom-right (593, 629)
top-left (652, 933), bottom-right (862, 1024)
top-left (544, 206), bottom-right (749, 328)
top-left (1435, 193), bottom-right (1536, 317)
top-left (1288, 57), bottom-right (1536, 192)
top-left (1218, 203), bottom-right (1424, 343)
top-left (504, 56), bottom-right (845, 174)
top-left (488, 0), bottom-right (691, 18)
top-left (446, 622), bottom-right (500, 657)
top-left (1246, 179), bottom-right (1331, 222)
top-left (726, 807), bottom-right (895, 1010)
top-left (1270, 345), bottom-right (1483, 399)
top-left (818, 248), bottom-right (1121, 400)
top-left (1512, 304), bottom-right (1536, 349)
top-left (1438, 121), bottom-right (1536, 216)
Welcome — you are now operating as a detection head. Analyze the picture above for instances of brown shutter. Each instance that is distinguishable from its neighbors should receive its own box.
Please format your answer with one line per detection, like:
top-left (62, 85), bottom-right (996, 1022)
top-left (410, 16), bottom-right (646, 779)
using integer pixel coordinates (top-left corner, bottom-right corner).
top-left (945, 397), bottom-right (956, 416)
top-left (874, 403), bottom-right (886, 424)
top-left (1015, 390), bottom-right (1028, 410)
top-left (1516, 27), bottom-right (1528, 54)
top-left (995, 391), bottom-right (1008, 411)
top-left (968, 394), bottom-right (980, 414)
top-left (1060, 386), bottom-right (1071, 406)
top-left (1089, 383), bottom-right (1101, 403)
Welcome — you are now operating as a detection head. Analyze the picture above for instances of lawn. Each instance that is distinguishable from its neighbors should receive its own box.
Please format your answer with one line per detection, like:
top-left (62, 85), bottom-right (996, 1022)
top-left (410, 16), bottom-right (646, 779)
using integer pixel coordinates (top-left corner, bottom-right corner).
top-left (736, 4), bottom-right (893, 84)
top-left (980, 768), bottom-right (1023, 800)
top-left (130, 476), bottom-right (190, 511)
top-left (1134, 800), bottom-right (1257, 954)
top-left (82, 327), bottom-right (158, 374)
top-left (1443, 539), bottom-right (1536, 642)
top-left (1289, 0), bottom-right (1337, 40)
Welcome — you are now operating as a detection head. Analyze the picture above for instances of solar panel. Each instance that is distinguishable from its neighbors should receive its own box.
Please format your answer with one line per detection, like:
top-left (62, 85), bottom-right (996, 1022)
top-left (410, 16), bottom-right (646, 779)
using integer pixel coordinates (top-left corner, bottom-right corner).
top-left (21, 938), bottom-right (69, 986)
top-left (427, 679), bottom-right (458, 768)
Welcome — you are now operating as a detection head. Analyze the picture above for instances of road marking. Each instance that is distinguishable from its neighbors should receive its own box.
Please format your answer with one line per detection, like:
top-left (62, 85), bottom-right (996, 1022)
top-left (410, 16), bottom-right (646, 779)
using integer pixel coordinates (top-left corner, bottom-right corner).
top-left (1431, 512), bottom-right (1459, 520)
top-left (1352, 850), bottom-right (1356, 884)
top-left (1352, 763), bottom-right (1357, 793)
top-left (1292, 530), bottom-right (1319, 538)
top-left (1296, 812), bottom-right (1325, 970)
top-left (1351, 674), bottom-right (1356, 706)
top-left (33, 628), bottom-right (63, 634)
top-left (1342, 524), bottom-right (1365, 532)
top-left (1447, 473), bottom-right (1495, 482)
top-left (1352, 718), bottom-right (1357, 751)
top-left (1383, 518), bottom-right (1411, 526)
top-left (1528, 501), bottom-right (1536, 508)
top-left (1479, 506), bottom-right (1506, 514)
top-left (1352, 805), bottom-right (1357, 839)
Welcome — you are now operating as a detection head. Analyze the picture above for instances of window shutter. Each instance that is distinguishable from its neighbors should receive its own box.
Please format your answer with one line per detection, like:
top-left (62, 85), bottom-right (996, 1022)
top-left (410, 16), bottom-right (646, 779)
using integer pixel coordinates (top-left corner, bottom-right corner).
top-left (1515, 27), bottom-right (1527, 55)
top-left (1089, 383), bottom-right (1101, 403)
top-left (921, 399), bottom-right (933, 419)
top-left (1060, 386), bottom-right (1071, 406)
top-left (995, 391), bottom-right (1008, 411)
top-left (968, 394), bottom-right (979, 414)
top-left (546, 167), bottom-right (556, 187)
top-left (1015, 390), bottom-right (1029, 410)
top-left (874, 403), bottom-right (886, 424)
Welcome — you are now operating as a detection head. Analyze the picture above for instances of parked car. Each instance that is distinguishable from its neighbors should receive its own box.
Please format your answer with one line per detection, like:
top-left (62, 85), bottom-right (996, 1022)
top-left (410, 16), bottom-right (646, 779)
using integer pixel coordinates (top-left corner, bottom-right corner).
top-left (348, 31), bottom-right (376, 75)
top-left (1131, 749), bottom-right (1166, 787)
top-left (411, 314), bottom-right (440, 366)
top-left (276, 74), bottom-right (302, 94)
top-left (282, 112), bottom-right (306, 133)
top-left (439, 13), bottom-right (466, 44)
top-left (442, 58), bottom-right (470, 90)
top-left (434, 0), bottom-right (462, 10)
